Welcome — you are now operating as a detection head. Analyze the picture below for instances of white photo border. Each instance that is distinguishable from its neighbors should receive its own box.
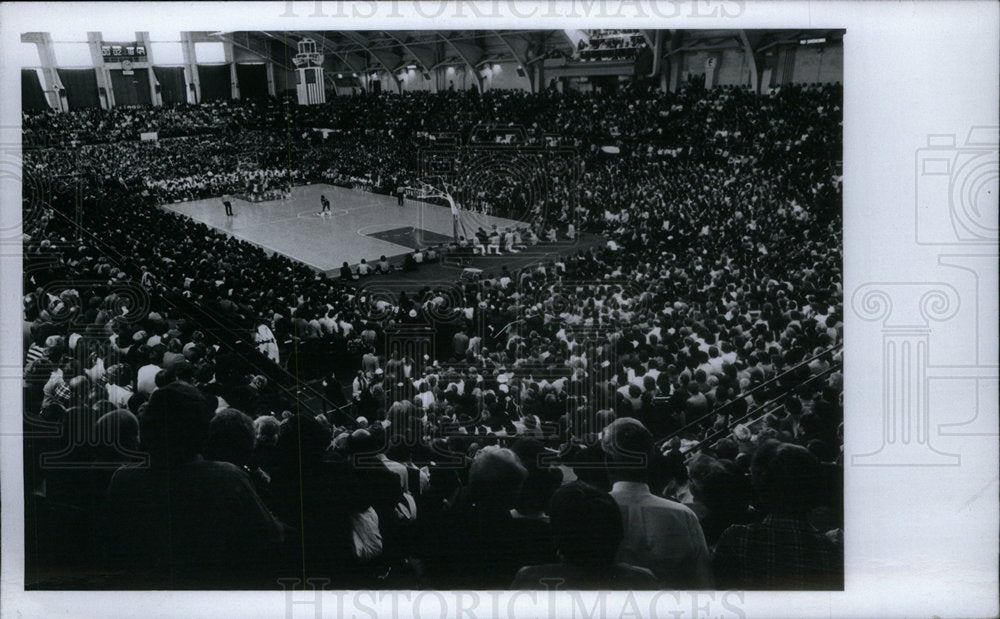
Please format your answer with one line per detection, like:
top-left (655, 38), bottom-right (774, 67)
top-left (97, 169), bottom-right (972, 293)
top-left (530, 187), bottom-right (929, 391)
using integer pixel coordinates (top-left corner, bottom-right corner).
top-left (1, 2), bottom-right (997, 618)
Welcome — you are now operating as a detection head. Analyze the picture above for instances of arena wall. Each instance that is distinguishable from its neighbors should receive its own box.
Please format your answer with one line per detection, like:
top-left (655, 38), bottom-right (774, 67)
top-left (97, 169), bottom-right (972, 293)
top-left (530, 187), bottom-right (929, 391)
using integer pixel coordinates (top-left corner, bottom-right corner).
top-left (482, 61), bottom-right (532, 92)
top-left (715, 48), bottom-right (752, 87)
top-left (23, 30), bottom-right (844, 106)
top-left (398, 67), bottom-right (435, 92)
top-left (792, 40), bottom-right (843, 84)
top-left (676, 40), bottom-right (841, 90)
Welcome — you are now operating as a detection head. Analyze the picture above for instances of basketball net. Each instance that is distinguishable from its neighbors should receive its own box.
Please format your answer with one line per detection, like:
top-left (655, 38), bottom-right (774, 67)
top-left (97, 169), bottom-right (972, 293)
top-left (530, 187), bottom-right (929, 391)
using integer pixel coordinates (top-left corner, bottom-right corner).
top-left (401, 181), bottom-right (464, 241)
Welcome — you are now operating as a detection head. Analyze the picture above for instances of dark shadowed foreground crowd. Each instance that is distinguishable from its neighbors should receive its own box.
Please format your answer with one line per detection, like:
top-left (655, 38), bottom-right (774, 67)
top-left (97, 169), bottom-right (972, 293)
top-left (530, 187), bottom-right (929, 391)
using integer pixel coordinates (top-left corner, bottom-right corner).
top-left (23, 83), bottom-right (843, 590)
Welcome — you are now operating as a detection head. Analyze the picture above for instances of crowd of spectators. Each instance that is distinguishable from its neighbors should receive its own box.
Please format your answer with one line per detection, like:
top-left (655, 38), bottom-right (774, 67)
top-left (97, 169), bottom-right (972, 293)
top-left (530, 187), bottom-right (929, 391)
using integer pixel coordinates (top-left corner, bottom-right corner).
top-left (22, 81), bottom-right (843, 590)
top-left (22, 98), bottom-right (283, 147)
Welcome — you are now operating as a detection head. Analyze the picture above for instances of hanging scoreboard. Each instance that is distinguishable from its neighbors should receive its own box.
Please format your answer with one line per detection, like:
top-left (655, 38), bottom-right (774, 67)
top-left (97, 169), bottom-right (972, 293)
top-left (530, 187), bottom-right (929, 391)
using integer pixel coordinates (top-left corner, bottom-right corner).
top-left (100, 42), bottom-right (147, 63)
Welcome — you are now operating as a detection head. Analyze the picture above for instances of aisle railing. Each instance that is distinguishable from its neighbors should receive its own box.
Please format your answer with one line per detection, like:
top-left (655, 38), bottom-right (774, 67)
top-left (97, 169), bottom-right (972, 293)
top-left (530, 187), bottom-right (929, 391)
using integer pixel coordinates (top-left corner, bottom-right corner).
top-left (683, 361), bottom-right (842, 456)
top-left (654, 342), bottom-right (843, 450)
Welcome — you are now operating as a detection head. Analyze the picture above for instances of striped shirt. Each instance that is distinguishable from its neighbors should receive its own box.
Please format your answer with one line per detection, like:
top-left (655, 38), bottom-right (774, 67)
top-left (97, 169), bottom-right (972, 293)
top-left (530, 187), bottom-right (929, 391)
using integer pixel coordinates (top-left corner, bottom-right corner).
top-left (25, 343), bottom-right (46, 366)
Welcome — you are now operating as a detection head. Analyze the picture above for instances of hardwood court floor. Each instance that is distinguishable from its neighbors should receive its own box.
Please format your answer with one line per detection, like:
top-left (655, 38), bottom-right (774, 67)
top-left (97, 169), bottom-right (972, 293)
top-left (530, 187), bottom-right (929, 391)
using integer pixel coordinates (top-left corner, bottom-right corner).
top-left (161, 184), bottom-right (523, 273)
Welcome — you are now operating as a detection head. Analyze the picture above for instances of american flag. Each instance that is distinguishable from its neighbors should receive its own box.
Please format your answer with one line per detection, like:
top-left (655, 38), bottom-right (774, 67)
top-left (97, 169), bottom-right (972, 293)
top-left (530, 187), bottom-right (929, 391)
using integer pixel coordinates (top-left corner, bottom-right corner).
top-left (296, 68), bottom-right (325, 105)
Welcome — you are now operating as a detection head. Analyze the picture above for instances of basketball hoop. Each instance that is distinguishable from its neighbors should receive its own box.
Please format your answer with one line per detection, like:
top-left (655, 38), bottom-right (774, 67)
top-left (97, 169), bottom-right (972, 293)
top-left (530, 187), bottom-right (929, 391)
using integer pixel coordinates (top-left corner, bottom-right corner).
top-left (402, 181), bottom-right (463, 241)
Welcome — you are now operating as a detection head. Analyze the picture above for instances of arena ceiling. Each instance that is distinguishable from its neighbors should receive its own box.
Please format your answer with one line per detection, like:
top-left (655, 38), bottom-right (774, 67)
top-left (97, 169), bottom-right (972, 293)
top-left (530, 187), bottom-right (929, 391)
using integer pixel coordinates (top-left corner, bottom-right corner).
top-left (219, 30), bottom-right (579, 75)
top-left (216, 29), bottom-right (844, 74)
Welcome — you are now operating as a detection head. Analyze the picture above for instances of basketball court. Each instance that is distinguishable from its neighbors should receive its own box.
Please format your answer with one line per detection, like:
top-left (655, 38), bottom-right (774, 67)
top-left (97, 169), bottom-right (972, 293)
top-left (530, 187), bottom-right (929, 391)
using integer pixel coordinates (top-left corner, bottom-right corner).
top-left (160, 183), bottom-right (525, 275)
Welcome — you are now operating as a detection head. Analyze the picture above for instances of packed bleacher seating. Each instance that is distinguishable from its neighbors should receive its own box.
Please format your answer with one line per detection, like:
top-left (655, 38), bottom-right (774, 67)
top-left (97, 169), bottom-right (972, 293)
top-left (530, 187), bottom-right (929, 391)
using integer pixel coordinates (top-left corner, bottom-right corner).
top-left (23, 81), bottom-right (844, 590)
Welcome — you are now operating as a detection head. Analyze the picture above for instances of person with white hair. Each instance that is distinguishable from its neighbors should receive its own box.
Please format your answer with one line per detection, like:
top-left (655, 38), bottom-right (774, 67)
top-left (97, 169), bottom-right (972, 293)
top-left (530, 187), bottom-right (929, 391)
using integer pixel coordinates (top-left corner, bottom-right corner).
top-left (253, 320), bottom-right (279, 364)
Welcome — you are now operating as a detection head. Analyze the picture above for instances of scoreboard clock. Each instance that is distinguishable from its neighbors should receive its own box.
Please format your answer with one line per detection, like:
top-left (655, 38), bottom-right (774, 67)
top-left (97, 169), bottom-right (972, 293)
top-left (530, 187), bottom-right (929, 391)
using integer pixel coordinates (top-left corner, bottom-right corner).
top-left (100, 42), bottom-right (147, 63)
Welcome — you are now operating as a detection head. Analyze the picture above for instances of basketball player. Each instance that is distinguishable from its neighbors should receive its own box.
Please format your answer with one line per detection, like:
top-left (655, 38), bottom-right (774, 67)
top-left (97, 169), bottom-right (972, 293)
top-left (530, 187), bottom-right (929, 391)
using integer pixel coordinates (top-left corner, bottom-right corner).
top-left (223, 199), bottom-right (233, 216)
top-left (319, 194), bottom-right (331, 215)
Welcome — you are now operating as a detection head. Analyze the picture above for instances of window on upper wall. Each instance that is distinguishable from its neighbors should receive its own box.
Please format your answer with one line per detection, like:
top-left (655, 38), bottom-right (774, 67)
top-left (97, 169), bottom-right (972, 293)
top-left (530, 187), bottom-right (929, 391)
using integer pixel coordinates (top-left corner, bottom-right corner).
top-left (195, 42), bottom-right (226, 64)
top-left (51, 42), bottom-right (93, 67)
top-left (150, 41), bottom-right (185, 65)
